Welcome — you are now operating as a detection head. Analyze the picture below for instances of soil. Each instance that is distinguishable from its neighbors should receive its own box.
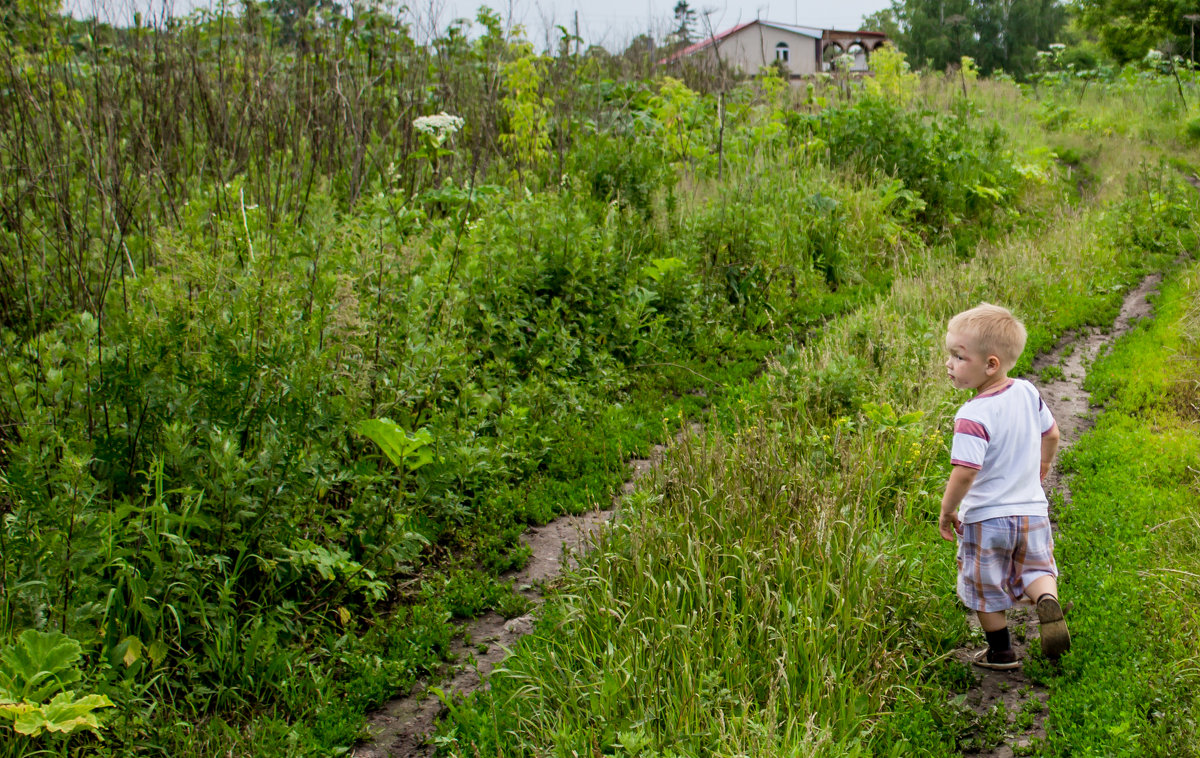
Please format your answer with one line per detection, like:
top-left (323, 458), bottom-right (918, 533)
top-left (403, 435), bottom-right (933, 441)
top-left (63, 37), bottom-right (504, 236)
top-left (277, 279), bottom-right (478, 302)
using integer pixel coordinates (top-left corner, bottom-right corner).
top-left (951, 274), bottom-right (1163, 757)
top-left (350, 436), bottom-right (679, 757)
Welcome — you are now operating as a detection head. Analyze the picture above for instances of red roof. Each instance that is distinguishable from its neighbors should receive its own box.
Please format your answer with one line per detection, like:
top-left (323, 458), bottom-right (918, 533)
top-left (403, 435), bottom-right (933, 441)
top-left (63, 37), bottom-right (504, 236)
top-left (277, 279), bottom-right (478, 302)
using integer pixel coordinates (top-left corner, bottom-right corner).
top-left (659, 20), bottom-right (755, 64)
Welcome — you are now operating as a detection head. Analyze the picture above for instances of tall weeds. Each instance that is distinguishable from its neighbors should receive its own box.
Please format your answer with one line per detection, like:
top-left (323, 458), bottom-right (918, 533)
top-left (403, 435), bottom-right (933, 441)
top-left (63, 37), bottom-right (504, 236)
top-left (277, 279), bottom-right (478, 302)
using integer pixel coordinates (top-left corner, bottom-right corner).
top-left (5, 4), bottom-right (1196, 753)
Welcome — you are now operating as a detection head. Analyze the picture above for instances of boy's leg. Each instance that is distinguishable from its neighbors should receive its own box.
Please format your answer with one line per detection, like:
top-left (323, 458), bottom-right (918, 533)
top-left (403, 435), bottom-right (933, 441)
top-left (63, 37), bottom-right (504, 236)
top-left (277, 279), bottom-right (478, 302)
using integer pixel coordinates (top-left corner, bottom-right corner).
top-left (1025, 574), bottom-right (1058, 604)
top-left (977, 610), bottom-right (1008, 632)
top-left (1018, 518), bottom-right (1071, 660)
top-left (1030, 581), bottom-right (1071, 660)
top-left (959, 520), bottom-right (1020, 669)
top-left (974, 610), bottom-right (1018, 670)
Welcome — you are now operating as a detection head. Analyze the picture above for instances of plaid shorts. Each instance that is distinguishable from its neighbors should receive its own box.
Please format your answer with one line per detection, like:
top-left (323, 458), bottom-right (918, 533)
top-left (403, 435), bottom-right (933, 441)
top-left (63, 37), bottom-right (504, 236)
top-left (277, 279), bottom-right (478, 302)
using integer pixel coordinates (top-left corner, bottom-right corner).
top-left (957, 515), bottom-right (1059, 612)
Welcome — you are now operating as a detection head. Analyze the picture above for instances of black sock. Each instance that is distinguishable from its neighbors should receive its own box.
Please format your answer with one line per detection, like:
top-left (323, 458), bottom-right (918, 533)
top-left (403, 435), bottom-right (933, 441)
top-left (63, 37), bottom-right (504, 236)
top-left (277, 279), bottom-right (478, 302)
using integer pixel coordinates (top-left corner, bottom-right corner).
top-left (985, 626), bottom-right (1011, 652)
top-left (1036, 593), bottom-right (1056, 605)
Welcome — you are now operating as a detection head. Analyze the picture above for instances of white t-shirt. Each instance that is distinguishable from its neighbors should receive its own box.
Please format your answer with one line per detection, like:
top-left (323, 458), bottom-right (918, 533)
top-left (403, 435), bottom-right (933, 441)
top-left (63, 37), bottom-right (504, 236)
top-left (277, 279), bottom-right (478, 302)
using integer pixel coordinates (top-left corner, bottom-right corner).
top-left (950, 378), bottom-right (1057, 524)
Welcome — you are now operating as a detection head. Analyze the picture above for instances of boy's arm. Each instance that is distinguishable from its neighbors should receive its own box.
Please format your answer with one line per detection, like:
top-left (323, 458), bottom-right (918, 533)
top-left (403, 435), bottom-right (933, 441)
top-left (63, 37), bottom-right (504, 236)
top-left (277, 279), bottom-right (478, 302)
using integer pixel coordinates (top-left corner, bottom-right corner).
top-left (940, 465), bottom-right (978, 541)
top-left (1040, 423), bottom-right (1060, 481)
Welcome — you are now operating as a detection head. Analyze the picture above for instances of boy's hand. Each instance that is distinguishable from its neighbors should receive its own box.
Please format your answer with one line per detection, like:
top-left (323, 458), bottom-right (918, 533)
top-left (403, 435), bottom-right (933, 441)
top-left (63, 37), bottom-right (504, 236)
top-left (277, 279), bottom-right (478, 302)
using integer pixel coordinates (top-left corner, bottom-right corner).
top-left (939, 511), bottom-right (962, 541)
top-left (940, 465), bottom-right (976, 542)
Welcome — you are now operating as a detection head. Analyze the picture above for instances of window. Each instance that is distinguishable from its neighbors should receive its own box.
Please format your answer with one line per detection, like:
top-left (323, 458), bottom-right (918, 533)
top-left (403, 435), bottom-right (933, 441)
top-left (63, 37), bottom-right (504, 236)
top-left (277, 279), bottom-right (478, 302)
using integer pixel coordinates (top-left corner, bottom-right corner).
top-left (775, 42), bottom-right (789, 63)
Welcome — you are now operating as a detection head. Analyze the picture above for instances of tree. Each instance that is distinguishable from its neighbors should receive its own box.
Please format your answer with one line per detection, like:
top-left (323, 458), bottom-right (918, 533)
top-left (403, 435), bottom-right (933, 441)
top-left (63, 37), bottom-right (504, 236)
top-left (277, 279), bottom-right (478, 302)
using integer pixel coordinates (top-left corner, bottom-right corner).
top-left (1, 0), bottom-right (65, 52)
top-left (670, 1), bottom-right (697, 46)
top-left (889, 0), bottom-right (1067, 76)
top-left (891, 0), bottom-right (972, 71)
top-left (861, 7), bottom-right (902, 38)
top-left (972, 0), bottom-right (1066, 74)
top-left (268, 0), bottom-right (344, 39)
top-left (1075, 0), bottom-right (1200, 63)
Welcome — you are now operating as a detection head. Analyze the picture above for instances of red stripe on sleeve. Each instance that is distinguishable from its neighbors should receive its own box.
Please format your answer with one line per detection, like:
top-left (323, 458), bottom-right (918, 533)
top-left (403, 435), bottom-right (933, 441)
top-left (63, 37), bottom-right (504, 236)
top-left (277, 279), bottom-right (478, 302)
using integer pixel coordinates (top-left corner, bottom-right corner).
top-left (951, 459), bottom-right (983, 470)
top-left (954, 418), bottom-right (990, 441)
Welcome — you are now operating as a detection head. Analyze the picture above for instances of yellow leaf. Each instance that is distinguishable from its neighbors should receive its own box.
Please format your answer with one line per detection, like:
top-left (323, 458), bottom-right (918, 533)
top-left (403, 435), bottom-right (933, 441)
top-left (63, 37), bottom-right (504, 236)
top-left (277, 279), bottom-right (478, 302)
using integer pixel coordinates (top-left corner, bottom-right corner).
top-left (120, 637), bottom-right (143, 668)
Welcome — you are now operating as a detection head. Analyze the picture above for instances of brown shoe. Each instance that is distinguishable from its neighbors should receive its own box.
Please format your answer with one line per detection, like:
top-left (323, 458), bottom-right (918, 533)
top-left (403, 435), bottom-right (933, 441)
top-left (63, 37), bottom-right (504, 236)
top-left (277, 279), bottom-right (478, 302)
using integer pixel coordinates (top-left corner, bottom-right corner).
top-left (1037, 595), bottom-right (1072, 660)
top-left (972, 647), bottom-right (1020, 671)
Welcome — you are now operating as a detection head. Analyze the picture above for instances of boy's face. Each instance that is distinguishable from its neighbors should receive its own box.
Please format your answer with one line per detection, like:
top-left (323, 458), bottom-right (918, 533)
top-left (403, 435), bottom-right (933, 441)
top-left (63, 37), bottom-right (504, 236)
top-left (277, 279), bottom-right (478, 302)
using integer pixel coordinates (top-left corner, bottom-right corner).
top-left (945, 331), bottom-right (1000, 391)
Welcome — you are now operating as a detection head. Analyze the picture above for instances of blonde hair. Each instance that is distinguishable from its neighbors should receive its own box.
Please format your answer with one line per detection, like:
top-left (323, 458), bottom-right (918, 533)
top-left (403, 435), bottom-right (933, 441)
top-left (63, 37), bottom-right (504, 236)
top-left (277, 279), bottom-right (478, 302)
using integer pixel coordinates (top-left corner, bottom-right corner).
top-left (947, 303), bottom-right (1027, 370)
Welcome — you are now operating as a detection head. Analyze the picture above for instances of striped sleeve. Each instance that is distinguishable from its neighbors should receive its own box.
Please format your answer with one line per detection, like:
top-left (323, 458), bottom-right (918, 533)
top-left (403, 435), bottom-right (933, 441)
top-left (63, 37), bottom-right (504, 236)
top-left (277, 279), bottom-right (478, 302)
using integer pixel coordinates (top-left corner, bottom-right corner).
top-left (1037, 391), bottom-right (1057, 436)
top-left (950, 416), bottom-right (988, 470)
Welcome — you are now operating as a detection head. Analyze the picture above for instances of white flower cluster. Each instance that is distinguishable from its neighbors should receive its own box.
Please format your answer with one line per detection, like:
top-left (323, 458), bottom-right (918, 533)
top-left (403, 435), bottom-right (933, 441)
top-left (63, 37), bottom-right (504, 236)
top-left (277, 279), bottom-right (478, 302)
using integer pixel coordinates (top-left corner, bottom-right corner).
top-left (1144, 48), bottom-right (1165, 63)
top-left (413, 112), bottom-right (464, 144)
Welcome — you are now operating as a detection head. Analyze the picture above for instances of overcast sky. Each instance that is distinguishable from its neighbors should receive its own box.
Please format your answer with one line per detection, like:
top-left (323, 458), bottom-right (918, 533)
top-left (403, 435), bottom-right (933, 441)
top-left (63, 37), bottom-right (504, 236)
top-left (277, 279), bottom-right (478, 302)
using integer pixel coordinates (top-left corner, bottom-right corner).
top-left (68, 0), bottom-right (894, 49)
top-left (412, 0), bottom-right (895, 48)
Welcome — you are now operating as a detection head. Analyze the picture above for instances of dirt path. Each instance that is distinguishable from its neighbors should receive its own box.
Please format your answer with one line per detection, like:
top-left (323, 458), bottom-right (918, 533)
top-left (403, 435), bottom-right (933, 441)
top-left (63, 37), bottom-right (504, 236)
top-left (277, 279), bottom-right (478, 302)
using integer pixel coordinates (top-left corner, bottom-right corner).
top-left (351, 439), bottom-right (678, 757)
top-left (352, 273), bottom-right (1164, 756)
top-left (950, 274), bottom-right (1162, 756)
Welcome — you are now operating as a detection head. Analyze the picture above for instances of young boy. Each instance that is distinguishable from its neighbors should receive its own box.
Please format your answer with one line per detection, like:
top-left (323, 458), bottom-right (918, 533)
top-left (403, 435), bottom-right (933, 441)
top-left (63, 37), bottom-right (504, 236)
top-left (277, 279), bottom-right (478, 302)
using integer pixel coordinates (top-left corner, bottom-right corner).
top-left (940, 303), bottom-right (1071, 670)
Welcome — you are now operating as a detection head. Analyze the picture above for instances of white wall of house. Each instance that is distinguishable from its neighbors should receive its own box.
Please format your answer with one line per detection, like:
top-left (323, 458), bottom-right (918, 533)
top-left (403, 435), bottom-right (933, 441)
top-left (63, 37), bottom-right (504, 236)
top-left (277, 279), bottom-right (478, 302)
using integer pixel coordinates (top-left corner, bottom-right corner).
top-left (710, 25), bottom-right (820, 76)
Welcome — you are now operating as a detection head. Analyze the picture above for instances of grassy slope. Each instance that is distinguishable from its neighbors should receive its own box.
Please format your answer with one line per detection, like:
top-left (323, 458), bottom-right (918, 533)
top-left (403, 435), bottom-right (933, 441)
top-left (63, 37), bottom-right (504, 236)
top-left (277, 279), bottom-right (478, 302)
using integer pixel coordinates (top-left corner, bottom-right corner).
top-left (431, 76), bottom-right (1200, 756)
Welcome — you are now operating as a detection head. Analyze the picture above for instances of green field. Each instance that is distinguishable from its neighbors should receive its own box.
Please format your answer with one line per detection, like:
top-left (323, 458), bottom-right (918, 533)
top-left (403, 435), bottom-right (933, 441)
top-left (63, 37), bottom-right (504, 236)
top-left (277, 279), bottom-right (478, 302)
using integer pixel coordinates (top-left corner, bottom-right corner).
top-left (2, 3), bottom-right (1200, 756)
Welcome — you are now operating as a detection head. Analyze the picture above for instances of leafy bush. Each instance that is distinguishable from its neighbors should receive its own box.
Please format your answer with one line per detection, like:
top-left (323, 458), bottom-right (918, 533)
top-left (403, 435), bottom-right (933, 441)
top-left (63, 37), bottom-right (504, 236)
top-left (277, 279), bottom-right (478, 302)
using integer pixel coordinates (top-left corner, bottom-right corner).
top-left (1186, 115), bottom-right (1200, 142)
top-left (813, 96), bottom-right (1019, 232)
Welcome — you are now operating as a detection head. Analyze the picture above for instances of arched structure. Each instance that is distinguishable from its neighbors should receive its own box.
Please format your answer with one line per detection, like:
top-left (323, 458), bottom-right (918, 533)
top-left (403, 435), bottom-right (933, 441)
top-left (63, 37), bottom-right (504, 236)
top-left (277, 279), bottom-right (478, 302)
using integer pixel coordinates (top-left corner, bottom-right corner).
top-left (820, 29), bottom-right (888, 72)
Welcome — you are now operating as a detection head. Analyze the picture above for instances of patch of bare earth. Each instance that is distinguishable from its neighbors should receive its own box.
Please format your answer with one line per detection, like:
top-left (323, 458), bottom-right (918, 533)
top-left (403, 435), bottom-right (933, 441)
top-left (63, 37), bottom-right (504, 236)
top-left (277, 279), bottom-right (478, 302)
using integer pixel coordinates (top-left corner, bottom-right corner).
top-left (350, 432), bottom-right (687, 758)
top-left (951, 274), bottom-right (1162, 757)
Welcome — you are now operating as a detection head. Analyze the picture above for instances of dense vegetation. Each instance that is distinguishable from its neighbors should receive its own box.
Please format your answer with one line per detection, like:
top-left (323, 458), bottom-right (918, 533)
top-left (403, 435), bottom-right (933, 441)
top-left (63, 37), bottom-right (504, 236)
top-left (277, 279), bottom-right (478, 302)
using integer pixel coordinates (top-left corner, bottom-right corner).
top-left (431, 72), bottom-right (1200, 755)
top-left (2, 2), bottom-right (1200, 756)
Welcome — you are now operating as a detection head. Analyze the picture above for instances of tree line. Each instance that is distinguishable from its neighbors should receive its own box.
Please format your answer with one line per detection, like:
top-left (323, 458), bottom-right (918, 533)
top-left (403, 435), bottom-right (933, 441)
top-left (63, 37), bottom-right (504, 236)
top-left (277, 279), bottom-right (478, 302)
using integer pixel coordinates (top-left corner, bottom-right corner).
top-left (863, 0), bottom-right (1200, 76)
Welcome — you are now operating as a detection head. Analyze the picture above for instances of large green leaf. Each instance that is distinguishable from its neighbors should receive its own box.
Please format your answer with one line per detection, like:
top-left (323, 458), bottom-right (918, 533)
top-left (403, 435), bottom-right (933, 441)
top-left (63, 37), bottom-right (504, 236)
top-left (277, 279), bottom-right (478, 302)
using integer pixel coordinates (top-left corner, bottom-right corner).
top-left (0, 630), bottom-right (82, 703)
top-left (356, 418), bottom-right (434, 471)
top-left (11, 691), bottom-right (114, 737)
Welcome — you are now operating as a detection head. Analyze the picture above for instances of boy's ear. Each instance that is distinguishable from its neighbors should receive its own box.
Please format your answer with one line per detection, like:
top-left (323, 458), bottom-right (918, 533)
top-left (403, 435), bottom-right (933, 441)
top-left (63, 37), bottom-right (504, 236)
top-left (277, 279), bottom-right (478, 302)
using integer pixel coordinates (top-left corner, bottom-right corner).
top-left (986, 354), bottom-right (1001, 374)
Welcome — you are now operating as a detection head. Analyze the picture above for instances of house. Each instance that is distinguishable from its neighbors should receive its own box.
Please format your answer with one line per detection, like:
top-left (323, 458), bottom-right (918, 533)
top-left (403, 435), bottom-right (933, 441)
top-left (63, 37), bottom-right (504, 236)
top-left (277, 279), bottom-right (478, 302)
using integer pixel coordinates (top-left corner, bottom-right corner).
top-left (663, 20), bottom-right (889, 77)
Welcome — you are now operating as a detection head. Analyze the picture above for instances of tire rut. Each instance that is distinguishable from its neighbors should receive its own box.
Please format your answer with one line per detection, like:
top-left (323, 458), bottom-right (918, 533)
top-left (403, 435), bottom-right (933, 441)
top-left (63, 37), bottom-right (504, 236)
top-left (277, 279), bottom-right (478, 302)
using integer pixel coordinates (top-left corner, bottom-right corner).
top-left (351, 427), bottom-right (699, 757)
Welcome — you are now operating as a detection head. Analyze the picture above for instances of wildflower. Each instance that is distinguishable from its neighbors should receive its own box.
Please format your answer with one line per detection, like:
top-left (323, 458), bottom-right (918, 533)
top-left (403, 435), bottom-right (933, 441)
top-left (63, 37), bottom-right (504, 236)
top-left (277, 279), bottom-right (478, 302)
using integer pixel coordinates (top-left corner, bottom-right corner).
top-left (413, 112), bottom-right (465, 146)
top-left (1048, 43), bottom-right (1066, 52)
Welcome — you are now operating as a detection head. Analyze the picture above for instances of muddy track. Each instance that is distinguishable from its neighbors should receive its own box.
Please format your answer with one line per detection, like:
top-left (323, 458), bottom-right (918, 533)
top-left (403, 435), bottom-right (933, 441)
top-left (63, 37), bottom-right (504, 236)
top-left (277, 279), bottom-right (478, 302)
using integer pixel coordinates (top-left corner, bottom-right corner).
top-left (352, 270), bottom-right (1167, 756)
top-left (350, 434), bottom-right (686, 757)
top-left (950, 274), bottom-right (1163, 757)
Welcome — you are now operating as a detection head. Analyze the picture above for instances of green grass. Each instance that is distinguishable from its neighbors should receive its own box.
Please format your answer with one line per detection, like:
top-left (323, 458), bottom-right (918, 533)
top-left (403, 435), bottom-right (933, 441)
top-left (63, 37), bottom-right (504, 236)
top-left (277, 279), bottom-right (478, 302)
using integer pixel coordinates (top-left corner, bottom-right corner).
top-left (430, 132), bottom-right (1199, 756)
top-left (1034, 258), bottom-right (1200, 757)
